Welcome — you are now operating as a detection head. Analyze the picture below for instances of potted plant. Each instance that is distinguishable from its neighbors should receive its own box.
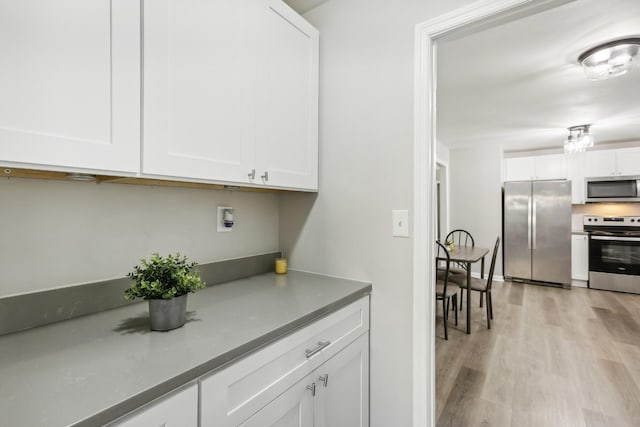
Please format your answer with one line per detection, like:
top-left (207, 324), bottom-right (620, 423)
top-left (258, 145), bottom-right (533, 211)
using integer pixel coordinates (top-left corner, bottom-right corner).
top-left (125, 252), bottom-right (205, 331)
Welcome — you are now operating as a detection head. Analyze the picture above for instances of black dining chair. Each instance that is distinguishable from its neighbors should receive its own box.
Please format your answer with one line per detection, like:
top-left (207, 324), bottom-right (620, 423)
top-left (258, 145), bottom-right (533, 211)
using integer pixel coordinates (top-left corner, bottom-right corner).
top-left (435, 241), bottom-right (458, 340)
top-left (443, 229), bottom-right (475, 311)
top-left (463, 236), bottom-right (500, 329)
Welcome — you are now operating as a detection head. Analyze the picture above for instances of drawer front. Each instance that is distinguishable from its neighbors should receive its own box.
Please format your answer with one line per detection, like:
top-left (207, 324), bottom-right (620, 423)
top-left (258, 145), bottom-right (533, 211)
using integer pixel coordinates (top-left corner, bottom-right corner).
top-left (200, 295), bottom-right (370, 426)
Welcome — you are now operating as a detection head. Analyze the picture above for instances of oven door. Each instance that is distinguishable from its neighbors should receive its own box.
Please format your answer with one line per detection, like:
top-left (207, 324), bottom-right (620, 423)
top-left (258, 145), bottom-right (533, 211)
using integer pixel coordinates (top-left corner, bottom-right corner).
top-left (589, 235), bottom-right (640, 275)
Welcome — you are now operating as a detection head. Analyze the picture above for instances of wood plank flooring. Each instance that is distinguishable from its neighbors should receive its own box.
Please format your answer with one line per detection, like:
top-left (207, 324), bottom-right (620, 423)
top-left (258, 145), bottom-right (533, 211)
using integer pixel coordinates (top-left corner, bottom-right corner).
top-left (435, 280), bottom-right (640, 427)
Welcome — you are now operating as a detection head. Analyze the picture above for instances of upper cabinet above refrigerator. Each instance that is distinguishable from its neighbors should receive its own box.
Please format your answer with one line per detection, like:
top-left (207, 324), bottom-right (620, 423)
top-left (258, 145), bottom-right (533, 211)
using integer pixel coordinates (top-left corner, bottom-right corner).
top-left (0, 0), bottom-right (141, 174)
top-left (503, 154), bottom-right (567, 182)
top-left (142, 0), bottom-right (319, 191)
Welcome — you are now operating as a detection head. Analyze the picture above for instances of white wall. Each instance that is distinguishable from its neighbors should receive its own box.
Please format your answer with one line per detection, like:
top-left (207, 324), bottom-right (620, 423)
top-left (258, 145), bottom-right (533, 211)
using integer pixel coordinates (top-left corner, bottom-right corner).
top-left (449, 145), bottom-right (504, 274)
top-left (279, 0), bottom-right (475, 425)
top-left (0, 178), bottom-right (279, 297)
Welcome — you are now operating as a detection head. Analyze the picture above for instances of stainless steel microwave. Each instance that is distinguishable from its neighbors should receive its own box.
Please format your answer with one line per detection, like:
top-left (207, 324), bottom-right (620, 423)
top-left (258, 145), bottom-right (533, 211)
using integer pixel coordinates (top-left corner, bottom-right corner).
top-left (586, 176), bottom-right (640, 202)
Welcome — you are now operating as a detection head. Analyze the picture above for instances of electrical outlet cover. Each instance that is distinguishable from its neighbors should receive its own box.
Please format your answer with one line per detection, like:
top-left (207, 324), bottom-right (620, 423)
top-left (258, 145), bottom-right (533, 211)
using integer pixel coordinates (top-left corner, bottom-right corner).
top-left (217, 206), bottom-right (233, 232)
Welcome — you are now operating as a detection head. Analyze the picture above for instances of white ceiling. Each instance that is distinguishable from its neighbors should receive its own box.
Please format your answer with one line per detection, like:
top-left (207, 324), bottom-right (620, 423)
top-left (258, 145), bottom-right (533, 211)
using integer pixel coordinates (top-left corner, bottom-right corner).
top-left (283, 0), bottom-right (329, 14)
top-left (436, 0), bottom-right (640, 152)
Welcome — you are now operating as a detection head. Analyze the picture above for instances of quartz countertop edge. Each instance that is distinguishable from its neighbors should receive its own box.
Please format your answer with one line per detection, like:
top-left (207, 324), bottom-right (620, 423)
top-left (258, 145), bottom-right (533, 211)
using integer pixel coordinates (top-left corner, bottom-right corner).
top-left (0, 270), bottom-right (372, 427)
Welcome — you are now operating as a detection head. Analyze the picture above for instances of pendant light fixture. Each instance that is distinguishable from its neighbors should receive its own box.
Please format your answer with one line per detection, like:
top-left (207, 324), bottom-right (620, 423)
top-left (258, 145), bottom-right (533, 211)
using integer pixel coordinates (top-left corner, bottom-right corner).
top-left (579, 38), bottom-right (640, 80)
top-left (564, 124), bottom-right (593, 154)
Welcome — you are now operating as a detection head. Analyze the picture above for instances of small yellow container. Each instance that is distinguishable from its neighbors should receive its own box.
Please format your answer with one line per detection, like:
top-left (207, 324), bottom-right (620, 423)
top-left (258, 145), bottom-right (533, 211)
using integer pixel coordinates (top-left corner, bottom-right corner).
top-left (275, 258), bottom-right (288, 274)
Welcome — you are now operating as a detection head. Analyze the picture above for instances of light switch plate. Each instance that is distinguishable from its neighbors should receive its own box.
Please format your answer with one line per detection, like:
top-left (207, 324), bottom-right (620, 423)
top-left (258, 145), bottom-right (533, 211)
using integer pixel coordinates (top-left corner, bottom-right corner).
top-left (392, 210), bottom-right (409, 237)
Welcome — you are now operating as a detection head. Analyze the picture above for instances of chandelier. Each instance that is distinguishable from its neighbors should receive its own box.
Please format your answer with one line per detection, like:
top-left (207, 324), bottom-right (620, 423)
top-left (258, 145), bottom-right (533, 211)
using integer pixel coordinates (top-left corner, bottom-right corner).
top-left (564, 125), bottom-right (593, 154)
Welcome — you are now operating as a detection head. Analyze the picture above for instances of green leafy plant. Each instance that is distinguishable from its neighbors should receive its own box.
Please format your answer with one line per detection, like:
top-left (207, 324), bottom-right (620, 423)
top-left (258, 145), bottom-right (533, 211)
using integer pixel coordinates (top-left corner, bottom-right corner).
top-left (125, 253), bottom-right (205, 300)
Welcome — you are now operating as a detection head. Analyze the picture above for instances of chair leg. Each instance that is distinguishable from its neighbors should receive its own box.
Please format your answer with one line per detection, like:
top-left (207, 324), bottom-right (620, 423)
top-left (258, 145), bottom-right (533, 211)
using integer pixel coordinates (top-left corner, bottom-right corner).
top-left (480, 292), bottom-right (483, 308)
top-left (443, 298), bottom-right (448, 340)
top-left (485, 292), bottom-right (491, 329)
top-left (459, 288), bottom-right (464, 311)
top-left (488, 292), bottom-right (494, 319)
top-left (453, 294), bottom-right (458, 326)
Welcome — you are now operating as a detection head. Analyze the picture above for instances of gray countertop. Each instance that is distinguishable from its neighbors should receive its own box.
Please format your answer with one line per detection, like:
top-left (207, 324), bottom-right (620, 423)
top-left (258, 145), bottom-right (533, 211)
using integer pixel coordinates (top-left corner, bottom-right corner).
top-left (0, 270), bottom-right (371, 427)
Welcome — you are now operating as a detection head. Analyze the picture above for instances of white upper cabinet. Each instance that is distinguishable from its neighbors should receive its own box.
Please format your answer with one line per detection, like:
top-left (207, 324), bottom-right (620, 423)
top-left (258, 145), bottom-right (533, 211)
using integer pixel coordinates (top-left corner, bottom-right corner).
top-left (504, 154), bottom-right (566, 182)
top-left (613, 147), bottom-right (640, 176)
top-left (0, 0), bottom-right (140, 174)
top-left (567, 152), bottom-right (586, 204)
top-left (143, 0), bottom-right (256, 184)
top-left (143, 0), bottom-right (319, 190)
top-left (255, 1), bottom-right (319, 190)
top-left (584, 148), bottom-right (640, 178)
top-left (504, 157), bottom-right (535, 182)
top-left (585, 150), bottom-right (616, 177)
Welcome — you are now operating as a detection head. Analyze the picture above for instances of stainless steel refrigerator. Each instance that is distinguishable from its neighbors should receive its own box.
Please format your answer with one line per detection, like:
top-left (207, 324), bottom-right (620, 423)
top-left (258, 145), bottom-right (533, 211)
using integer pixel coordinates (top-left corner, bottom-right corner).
top-left (504, 180), bottom-right (571, 287)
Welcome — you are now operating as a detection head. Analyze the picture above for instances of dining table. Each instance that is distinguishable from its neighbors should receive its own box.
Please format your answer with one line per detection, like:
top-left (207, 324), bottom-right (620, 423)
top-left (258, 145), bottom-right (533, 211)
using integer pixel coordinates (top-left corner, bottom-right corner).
top-left (440, 245), bottom-right (490, 334)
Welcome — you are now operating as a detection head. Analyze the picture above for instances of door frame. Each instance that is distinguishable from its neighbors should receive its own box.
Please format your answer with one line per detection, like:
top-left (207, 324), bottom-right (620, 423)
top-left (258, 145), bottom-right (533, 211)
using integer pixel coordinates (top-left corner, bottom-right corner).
top-left (411, 0), bottom-right (575, 425)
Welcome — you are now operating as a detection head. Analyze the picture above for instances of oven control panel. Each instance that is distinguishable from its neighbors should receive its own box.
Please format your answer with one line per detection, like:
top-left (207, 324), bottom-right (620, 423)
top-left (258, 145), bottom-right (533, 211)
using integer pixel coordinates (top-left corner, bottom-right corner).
top-left (584, 215), bottom-right (640, 226)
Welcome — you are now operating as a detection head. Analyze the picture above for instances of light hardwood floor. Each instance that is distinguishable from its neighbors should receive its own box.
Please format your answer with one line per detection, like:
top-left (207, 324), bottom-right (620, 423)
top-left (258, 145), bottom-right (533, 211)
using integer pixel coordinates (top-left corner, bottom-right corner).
top-left (435, 280), bottom-right (640, 427)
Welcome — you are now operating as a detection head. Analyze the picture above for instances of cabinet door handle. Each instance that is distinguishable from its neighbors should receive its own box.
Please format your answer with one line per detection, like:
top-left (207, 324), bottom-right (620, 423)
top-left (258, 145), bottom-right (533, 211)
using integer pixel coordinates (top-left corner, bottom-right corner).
top-left (261, 171), bottom-right (269, 181)
top-left (305, 340), bottom-right (331, 358)
top-left (318, 374), bottom-right (329, 387)
top-left (248, 169), bottom-right (256, 180)
top-left (306, 383), bottom-right (316, 396)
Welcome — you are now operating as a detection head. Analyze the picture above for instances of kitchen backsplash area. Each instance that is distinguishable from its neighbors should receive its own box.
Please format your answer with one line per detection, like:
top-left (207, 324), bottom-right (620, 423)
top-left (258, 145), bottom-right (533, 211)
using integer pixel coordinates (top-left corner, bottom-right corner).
top-left (572, 203), bottom-right (640, 231)
top-left (0, 178), bottom-right (280, 298)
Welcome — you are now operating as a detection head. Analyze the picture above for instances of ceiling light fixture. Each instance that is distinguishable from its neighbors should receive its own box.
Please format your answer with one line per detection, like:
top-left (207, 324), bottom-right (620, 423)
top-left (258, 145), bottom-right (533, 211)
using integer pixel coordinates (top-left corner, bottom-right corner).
top-left (579, 38), bottom-right (640, 80)
top-left (564, 124), bottom-right (593, 154)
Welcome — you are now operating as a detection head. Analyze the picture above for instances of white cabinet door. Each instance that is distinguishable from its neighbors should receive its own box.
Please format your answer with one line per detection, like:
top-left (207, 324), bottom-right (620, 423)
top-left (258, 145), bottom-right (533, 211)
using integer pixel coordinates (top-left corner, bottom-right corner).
top-left (585, 150), bottom-right (616, 177)
top-left (0, 0), bottom-right (140, 174)
top-left (567, 152), bottom-right (585, 204)
top-left (571, 234), bottom-right (589, 281)
top-left (504, 157), bottom-right (534, 181)
top-left (143, 0), bottom-right (319, 190)
top-left (315, 333), bottom-right (369, 427)
top-left (109, 384), bottom-right (198, 427)
top-left (143, 0), bottom-right (256, 183)
top-left (255, 1), bottom-right (319, 190)
top-left (239, 375), bottom-right (315, 427)
top-left (614, 148), bottom-right (640, 176)
top-left (534, 154), bottom-right (567, 180)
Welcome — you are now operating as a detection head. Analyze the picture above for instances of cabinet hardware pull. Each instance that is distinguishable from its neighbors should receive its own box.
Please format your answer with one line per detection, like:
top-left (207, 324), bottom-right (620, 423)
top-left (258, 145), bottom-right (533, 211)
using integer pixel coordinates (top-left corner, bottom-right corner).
top-left (248, 169), bottom-right (256, 180)
top-left (306, 383), bottom-right (316, 396)
top-left (318, 374), bottom-right (329, 387)
top-left (261, 171), bottom-right (269, 181)
top-left (305, 340), bottom-right (330, 358)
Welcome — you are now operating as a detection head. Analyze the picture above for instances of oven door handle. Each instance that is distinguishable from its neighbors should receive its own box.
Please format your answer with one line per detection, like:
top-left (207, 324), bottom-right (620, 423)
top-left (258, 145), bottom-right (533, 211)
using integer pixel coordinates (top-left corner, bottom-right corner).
top-left (591, 236), bottom-right (640, 242)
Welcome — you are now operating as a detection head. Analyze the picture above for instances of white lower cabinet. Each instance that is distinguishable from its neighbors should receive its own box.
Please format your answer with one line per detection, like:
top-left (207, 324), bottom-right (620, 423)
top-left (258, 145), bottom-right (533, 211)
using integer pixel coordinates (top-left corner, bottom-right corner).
top-left (223, 333), bottom-right (369, 427)
top-left (108, 384), bottom-right (198, 427)
top-left (200, 296), bottom-right (370, 426)
top-left (313, 333), bottom-right (369, 427)
top-left (571, 234), bottom-right (589, 281)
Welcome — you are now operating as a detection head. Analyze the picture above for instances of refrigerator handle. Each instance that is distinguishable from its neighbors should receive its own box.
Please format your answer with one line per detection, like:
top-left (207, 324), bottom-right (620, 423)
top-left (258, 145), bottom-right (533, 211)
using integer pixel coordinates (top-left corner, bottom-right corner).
top-left (532, 199), bottom-right (537, 250)
top-left (527, 197), bottom-right (532, 250)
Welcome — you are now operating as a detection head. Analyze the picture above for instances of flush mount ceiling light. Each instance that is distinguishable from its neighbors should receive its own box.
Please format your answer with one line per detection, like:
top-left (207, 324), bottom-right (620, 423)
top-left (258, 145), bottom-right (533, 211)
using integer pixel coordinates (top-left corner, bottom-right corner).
top-left (564, 124), bottom-right (593, 154)
top-left (579, 38), bottom-right (640, 80)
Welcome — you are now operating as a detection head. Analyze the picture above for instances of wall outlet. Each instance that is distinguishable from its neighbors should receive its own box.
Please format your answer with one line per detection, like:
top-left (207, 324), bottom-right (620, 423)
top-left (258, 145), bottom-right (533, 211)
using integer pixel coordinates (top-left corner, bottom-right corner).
top-left (217, 206), bottom-right (234, 232)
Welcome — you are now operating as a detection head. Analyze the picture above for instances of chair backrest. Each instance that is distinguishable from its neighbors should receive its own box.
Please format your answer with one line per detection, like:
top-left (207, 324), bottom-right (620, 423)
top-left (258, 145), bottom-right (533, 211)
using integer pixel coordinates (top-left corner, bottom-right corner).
top-left (446, 229), bottom-right (474, 248)
top-left (435, 240), bottom-right (450, 292)
top-left (486, 236), bottom-right (501, 291)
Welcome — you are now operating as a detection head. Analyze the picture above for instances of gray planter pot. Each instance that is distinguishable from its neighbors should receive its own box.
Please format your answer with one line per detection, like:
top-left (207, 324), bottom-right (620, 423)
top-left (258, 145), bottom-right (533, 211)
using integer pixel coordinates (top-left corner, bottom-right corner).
top-left (148, 294), bottom-right (188, 331)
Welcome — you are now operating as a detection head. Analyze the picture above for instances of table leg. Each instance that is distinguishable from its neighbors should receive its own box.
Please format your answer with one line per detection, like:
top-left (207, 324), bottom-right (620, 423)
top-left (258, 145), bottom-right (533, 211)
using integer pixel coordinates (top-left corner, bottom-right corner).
top-left (481, 257), bottom-right (485, 279)
top-left (466, 262), bottom-right (471, 334)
